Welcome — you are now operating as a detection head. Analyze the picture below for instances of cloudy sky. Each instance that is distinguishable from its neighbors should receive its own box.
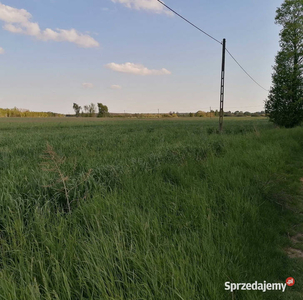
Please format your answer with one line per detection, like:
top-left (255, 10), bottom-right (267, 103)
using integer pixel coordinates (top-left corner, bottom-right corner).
top-left (0, 0), bottom-right (283, 114)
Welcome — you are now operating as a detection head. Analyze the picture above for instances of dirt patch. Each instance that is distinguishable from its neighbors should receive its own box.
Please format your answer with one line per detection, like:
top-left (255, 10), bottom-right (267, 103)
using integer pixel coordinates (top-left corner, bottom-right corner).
top-left (291, 233), bottom-right (303, 244)
top-left (286, 247), bottom-right (303, 259)
top-left (285, 180), bottom-right (303, 260)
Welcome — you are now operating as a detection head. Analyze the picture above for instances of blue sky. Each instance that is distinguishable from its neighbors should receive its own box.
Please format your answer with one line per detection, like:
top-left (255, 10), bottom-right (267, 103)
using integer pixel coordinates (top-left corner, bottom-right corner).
top-left (0, 0), bottom-right (283, 114)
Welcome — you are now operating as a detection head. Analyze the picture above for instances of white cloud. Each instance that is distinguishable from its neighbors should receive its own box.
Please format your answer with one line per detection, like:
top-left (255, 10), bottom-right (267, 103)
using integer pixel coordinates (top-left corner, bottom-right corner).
top-left (3, 23), bottom-right (24, 33)
top-left (106, 62), bottom-right (171, 76)
top-left (110, 85), bottom-right (122, 90)
top-left (0, 4), bottom-right (31, 23)
top-left (0, 3), bottom-right (99, 48)
top-left (82, 82), bottom-right (94, 89)
top-left (0, 46), bottom-right (4, 54)
top-left (111, 0), bottom-right (173, 15)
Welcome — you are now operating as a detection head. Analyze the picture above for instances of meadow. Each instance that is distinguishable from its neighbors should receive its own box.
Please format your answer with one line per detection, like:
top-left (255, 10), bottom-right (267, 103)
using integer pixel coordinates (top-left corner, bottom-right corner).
top-left (0, 117), bottom-right (302, 300)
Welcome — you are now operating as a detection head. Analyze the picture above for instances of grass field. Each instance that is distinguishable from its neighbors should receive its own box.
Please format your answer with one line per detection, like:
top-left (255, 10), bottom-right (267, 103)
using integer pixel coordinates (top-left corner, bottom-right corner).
top-left (0, 117), bottom-right (302, 299)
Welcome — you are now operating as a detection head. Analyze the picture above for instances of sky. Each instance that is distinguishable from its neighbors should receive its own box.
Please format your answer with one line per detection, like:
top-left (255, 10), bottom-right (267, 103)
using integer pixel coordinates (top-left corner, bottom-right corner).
top-left (0, 0), bottom-right (284, 114)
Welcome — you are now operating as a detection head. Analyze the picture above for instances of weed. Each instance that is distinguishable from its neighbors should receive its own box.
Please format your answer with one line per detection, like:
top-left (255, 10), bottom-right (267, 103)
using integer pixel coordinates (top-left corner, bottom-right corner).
top-left (41, 143), bottom-right (92, 213)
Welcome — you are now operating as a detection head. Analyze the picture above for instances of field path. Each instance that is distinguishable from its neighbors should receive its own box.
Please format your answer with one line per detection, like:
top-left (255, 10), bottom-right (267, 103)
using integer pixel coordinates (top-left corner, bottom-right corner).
top-left (283, 175), bottom-right (303, 299)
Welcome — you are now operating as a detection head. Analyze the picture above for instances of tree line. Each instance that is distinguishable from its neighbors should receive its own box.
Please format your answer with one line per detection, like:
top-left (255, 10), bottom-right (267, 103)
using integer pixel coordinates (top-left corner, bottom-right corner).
top-left (73, 103), bottom-right (109, 117)
top-left (69, 106), bottom-right (265, 119)
top-left (0, 107), bottom-right (64, 118)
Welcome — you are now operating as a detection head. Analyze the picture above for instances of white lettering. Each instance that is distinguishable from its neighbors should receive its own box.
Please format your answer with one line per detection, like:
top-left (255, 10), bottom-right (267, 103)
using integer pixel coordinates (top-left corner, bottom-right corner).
top-left (281, 283), bottom-right (286, 293)
top-left (224, 281), bottom-right (289, 293)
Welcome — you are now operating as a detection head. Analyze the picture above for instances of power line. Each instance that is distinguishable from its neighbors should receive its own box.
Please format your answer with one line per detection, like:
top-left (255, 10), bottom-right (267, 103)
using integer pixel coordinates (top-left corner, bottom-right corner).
top-left (224, 105), bottom-right (264, 109)
top-left (183, 105), bottom-right (264, 111)
top-left (157, 0), bottom-right (222, 45)
top-left (157, 0), bottom-right (269, 92)
top-left (225, 49), bottom-right (269, 92)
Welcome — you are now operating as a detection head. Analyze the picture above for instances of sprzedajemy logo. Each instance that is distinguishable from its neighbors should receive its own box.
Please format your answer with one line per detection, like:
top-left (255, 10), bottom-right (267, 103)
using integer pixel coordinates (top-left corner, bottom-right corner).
top-left (225, 278), bottom-right (295, 293)
top-left (286, 277), bottom-right (295, 287)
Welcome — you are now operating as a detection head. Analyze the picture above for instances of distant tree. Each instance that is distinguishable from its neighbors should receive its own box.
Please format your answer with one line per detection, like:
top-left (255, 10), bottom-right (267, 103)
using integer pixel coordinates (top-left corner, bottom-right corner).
top-left (88, 103), bottom-right (96, 117)
top-left (73, 103), bottom-right (81, 117)
top-left (224, 111), bottom-right (232, 117)
top-left (83, 105), bottom-right (89, 114)
top-left (97, 103), bottom-right (109, 117)
top-left (265, 0), bottom-right (303, 127)
top-left (195, 110), bottom-right (206, 117)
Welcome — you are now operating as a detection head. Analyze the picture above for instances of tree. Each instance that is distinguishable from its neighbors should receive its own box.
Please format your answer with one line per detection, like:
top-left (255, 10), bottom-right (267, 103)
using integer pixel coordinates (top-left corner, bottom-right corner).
top-left (265, 0), bottom-right (303, 128)
top-left (195, 110), bottom-right (206, 117)
top-left (73, 103), bottom-right (81, 117)
top-left (97, 103), bottom-right (109, 117)
top-left (88, 103), bottom-right (96, 117)
top-left (83, 105), bottom-right (89, 114)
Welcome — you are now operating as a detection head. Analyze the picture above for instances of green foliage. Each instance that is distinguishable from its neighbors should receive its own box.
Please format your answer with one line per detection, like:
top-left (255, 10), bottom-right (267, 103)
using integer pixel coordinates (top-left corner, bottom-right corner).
top-left (0, 118), bottom-right (302, 299)
top-left (97, 102), bottom-right (109, 117)
top-left (83, 105), bottom-right (89, 114)
top-left (265, 0), bottom-right (303, 127)
top-left (88, 103), bottom-right (96, 117)
top-left (73, 103), bottom-right (81, 117)
top-left (80, 103), bottom-right (97, 117)
top-left (0, 107), bottom-right (63, 118)
top-left (195, 110), bottom-right (206, 117)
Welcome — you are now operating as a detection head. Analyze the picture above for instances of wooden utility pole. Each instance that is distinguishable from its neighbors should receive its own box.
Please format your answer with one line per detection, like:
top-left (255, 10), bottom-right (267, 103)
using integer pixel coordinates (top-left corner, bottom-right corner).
top-left (219, 38), bottom-right (226, 133)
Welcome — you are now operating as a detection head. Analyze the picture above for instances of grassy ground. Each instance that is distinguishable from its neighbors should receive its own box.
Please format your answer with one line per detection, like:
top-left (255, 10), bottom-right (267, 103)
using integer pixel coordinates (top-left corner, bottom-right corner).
top-left (0, 117), bottom-right (302, 299)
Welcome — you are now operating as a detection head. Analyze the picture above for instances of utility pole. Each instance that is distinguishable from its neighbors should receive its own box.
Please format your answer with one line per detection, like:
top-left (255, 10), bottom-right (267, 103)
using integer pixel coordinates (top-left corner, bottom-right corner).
top-left (219, 38), bottom-right (226, 133)
top-left (210, 106), bottom-right (211, 118)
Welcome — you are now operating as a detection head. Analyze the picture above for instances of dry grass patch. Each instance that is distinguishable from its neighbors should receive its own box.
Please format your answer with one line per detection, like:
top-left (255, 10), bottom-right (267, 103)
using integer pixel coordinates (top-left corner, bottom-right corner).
top-left (286, 247), bottom-right (303, 259)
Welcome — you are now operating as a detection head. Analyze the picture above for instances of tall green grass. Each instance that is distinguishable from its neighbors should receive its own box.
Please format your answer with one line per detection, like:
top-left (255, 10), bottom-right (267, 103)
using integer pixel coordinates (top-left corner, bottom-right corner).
top-left (0, 118), bottom-right (302, 299)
